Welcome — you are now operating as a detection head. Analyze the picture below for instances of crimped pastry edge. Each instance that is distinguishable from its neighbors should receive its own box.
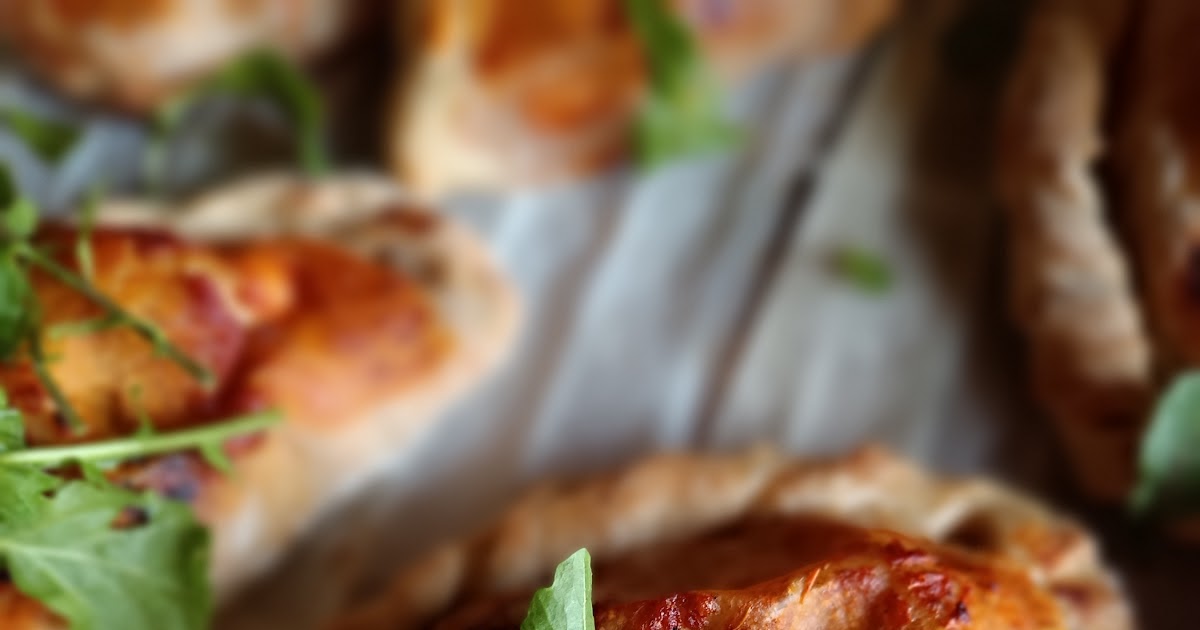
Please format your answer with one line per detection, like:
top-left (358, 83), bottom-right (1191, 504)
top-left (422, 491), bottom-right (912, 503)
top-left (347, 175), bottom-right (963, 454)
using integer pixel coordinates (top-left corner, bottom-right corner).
top-left (333, 445), bottom-right (1131, 630)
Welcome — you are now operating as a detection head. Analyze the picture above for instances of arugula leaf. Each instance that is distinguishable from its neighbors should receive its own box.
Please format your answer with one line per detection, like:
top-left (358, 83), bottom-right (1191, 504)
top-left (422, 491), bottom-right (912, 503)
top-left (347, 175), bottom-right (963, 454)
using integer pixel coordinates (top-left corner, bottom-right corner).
top-left (832, 246), bottom-right (893, 294)
top-left (0, 108), bottom-right (82, 164)
top-left (1, 198), bottom-right (37, 244)
top-left (521, 549), bottom-right (595, 630)
top-left (0, 466), bottom-right (210, 630)
top-left (625, 0), bottom-right (739, 166)
top-left (154, 50), bottom-right (328, 178)
top-left (0, 258), bottom-right (34, 359)
top-left (77, 460), bottom-right (112, 485)
top-left (0, 167), bottom-right (37, 242)
top-left (0, 168), bottom-right (37, 360)
top-left (1131, 372), bottom-right (1200, 517)
top-left (0, 396), bottom-right (279, 629)
top-left (0, 390), bottom-right (25, 453)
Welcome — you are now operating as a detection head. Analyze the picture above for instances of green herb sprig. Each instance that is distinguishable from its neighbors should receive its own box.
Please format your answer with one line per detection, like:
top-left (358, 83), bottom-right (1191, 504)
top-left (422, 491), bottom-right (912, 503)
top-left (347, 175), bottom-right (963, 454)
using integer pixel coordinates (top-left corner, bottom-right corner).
top-left (0, 107), bottom-right (82, 164)
top-left (0, 169), bottom-right (215, 430)
top-left (625, 0), bottom-right (739, 166)
top-left (0, 390), bottom-right (280, 630)
top-left (147, 49), bottom-right (328, 187)
top-left (522, 548), bottom-right (595, 630)
top-left (0, 409), bottom-right (279, 469)
top-left (20, 245), bottom-right (214, 386)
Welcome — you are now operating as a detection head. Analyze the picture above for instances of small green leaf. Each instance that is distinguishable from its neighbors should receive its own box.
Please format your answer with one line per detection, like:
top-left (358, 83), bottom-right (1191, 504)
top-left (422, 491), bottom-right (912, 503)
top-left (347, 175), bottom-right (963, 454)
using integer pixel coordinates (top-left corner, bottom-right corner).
top-left (633, 95), bottom-right (740, 166)
top-left (0, 389), bottom-right (26, 453)
top-left (0, 108), bottom-right (82, 164)
top-left (521, 549), bottom-right (595, 630)
top-left (625, 0), bottom-right (739, 166)
top-left (0, 168), bottom-right (37, 242)
top-left (1131, 372), bottom-right (1200, 517)
top-left (154, 50), bottom-right (328, 178)
top-left (0, 259), bottom-right (34, 359)
top-left (0, 409), bottom-right (280, 628)
top-left (832, 247), bottom-right (893, 294)
top-left (76, 460), bottom-right (112, 485)
top-left (0, 466), bottom-right (212, 630)
top-left (1, 197), bottom-right (37, 243)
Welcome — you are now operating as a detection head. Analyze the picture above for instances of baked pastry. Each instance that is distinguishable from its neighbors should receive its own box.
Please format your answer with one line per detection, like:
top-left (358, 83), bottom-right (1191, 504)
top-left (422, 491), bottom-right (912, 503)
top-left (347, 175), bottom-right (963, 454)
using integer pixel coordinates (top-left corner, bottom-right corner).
top-left (998, 0), bottom-right (1147, 501)
top-left (999, 0), bottom-right (1200, 501)
top-left (333, 447), bottom-right (1131, 629)
top-left (0, 173), bottom-right (519, 628)
top-left (390, 0), bottom-right (899, 196)
top-left (0, 0), bottom-right (359, 110)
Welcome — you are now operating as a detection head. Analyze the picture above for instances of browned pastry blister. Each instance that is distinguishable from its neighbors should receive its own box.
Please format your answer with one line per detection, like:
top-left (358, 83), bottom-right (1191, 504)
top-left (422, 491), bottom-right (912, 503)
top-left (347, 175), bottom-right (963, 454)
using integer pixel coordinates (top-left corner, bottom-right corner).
top-left (0, 173), bottom-right (520, 630)
top-left (390, 0), bottom-right (900, 197)
top-left (332, 447), bottom-right (1131, 630)
top-left (0, 0), bottom-right (356, 110)
top-left (997, 0), bottom-right (1153, 500)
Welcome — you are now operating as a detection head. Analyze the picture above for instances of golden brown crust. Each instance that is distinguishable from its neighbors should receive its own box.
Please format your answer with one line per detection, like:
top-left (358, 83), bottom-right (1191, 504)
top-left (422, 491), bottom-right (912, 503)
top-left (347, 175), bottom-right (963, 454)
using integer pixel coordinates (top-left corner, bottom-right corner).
top-left (0, 0), bottom-right (351, 110)
top-left (332, 447), bottom-right (1130, 630)
top-left (437, 519), bottom-right (1069, 630)
top-left (390, 0), bottom-right (899, 197)
top-left (0, 585), bottom-right (62, 630)
top-left (997, 0), bottom-right (1152, 500)
top-left (0, 174), bottom-right (520, 629)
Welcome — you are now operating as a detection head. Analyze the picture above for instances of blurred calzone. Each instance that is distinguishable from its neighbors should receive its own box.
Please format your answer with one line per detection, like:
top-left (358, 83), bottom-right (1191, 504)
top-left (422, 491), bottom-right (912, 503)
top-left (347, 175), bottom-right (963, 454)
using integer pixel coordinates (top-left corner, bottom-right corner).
top-left (999, 0), bottom-right (1200, 501)
top-left (0, 0), bottom-right (359, 109)
top-left (333, 447), bottom-right (1130, 630)
top-left (390, 0), bottom-right (899, 196)
top-left (0, 173), bottom-right (519, 628)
